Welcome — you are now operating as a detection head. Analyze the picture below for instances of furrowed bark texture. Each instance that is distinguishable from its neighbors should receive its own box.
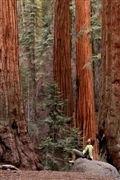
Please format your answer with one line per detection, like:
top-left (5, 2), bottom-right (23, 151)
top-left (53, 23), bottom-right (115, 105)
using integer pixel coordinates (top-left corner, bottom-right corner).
top-left (53, 0), bottom-right (74, 120)
top-left (0, 0), bottom-right (42, 170)
top-left (98, 0), bottom-right (120, 170)
top-left (75, 0), bottom-right (98, 159)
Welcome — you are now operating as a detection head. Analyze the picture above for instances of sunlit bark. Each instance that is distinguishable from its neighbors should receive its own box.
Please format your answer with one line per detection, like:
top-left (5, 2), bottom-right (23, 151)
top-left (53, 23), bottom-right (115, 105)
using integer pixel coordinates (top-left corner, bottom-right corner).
top-left (0, 0), bottom-right (42, 169)
top-left (75, 0), bottom-right (98, 159)
top-left (53, 0), bottom-right (74, 120)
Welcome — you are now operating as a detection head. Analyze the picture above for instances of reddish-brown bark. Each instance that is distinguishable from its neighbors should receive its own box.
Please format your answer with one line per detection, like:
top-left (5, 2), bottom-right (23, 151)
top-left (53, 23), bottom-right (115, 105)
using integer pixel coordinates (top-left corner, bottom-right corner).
top-left (0, 0), bottom-right (42, 170)
top-left (75, 0), bottom-right (98, 159)
top-left (53, 0), bottom-right (74, 120)
top-left (98, 0), bottom-right (120, 170)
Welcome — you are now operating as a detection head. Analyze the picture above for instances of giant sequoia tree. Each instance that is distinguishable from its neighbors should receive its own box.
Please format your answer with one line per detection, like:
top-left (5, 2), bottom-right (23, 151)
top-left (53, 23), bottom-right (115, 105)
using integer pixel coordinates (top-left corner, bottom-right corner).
top-left (0, 0), bottom-right (42, 169)
top-left (75, 0), bottom-right (98, 159)
top-left (53, 0), bottom-right (74, 119)
top-left (98, 0), bottom-right (120, 170)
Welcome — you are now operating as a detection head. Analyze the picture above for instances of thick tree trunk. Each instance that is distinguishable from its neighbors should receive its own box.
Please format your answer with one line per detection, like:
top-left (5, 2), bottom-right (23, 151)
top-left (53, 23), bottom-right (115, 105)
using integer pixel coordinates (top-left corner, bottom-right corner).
top-left (53, 0), bottom-right (74, 120)
top-left (98, 0), bottom-right (120, 170)
top-left (0, 0), bottom-right (42, 170)
top-left (75, 0), bottom-right (98, 159)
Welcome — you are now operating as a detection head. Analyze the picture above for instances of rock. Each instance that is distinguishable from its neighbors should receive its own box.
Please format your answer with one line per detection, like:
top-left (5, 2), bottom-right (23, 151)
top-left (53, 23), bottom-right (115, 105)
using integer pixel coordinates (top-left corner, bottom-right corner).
top-left (0, 164), bottom-right (20, 171)
top-left (72, 158), bottom-right (120, 180)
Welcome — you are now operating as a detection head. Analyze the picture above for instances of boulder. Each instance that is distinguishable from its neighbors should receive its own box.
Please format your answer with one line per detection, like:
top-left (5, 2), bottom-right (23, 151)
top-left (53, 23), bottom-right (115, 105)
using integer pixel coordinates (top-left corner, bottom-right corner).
top-left (72, 158), bottom-right (120, 180)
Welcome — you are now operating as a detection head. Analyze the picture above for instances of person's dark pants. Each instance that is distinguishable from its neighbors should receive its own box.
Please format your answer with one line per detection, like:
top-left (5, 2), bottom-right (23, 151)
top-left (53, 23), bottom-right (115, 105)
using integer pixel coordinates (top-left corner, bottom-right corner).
top-left (72, 149), bottom-right (92, 160)
top-left (72, 149), bottom-right (84, 158)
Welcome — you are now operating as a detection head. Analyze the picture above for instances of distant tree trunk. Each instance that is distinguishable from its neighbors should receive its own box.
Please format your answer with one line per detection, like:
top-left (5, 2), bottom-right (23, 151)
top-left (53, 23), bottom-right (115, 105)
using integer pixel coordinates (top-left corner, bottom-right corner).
top-left (75, 0), bottom-right (98, 159)
top-left (28, 0), bottom-right (37, 121)
top-left (98, 0), bottom-right (120, 170)
top-left (19, 0), bottom-right (37, 122)
top-left (0, 0), bottom-right (42, 170)
top-left (17, 0), bottom-right (25, 30)
top-left (53, 0), bottom-right (74, 120)
top-left (25, 0), bottom-right (37, 121)
top-left (91, 0), bottom-right (102, 122)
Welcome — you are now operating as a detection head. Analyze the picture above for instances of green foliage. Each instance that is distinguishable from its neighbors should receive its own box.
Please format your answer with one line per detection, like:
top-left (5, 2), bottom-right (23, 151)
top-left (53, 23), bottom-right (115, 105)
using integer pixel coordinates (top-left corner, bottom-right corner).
top-left (38, 1), bottom-right (53, 49)
top-left (35, 0), bottom-right (53, 80)
top-left (38, 83), bottom-right (82, 170)
top-left (19, 0), bottom-right (54, 122)
top-left (91, 0), bottom-right (102, 61)
top-left (19, 0), bottom-right (41, 119)
top-left (92, 53), bottom-right (101, 62)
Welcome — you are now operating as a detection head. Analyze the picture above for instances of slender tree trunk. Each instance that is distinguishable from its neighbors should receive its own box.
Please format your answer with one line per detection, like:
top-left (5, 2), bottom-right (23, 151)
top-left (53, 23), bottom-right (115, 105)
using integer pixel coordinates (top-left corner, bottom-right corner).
top-left (75, 0), bottom-right (98, 159)
top-left (28, 0), bottom-right (37, 121)
top-left (25, 0), bottom-right (37, 121)
top-left (19, 0), bottom-right (37, 122)
top-left (17, 0), bottom-right (25, 30)
top-left (53, 0), bottom-right (74, 120)
top-left (0, 0), bottom-right (42, 170)
top-left (98, 0), bottom-right (120, 170)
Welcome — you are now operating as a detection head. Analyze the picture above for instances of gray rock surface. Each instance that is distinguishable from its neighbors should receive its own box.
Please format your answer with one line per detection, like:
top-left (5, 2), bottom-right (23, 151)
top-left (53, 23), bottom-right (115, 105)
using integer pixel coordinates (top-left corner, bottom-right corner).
top-left (72, 158), bottom-right (120, 180)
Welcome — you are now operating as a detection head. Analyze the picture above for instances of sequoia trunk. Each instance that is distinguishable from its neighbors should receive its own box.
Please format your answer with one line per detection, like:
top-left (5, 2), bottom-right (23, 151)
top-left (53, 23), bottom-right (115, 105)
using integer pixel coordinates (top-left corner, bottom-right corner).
top-left (75, 0), bottom-right (98, 159)
top-left (98, 0), bottom-right (120, 170)
top-left (0, 0), bottom-right (42, 170)
top-left (53, 0), bottom-right (74, 120)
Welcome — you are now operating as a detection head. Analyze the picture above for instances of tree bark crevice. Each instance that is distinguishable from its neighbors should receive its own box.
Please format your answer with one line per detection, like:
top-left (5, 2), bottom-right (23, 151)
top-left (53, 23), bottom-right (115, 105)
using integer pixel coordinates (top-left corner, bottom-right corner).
top-left (98, 0), bottom-right (120, 170)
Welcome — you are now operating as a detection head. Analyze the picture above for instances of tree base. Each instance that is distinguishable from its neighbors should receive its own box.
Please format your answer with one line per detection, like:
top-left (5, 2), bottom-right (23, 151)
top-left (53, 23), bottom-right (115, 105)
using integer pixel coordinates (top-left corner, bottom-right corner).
top-left (0, 127), bottom-right (43, 170)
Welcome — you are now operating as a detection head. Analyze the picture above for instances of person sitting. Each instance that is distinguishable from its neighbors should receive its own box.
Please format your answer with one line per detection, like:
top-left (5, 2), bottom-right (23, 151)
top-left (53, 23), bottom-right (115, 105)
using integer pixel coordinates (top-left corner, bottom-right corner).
top-left (69, 138), bottom-right (94, 164)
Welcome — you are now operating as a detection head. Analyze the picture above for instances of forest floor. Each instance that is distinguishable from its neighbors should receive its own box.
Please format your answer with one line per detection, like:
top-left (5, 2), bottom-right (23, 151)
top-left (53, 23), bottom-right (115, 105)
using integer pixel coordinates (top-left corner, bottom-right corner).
top-left (0, 170), bottom-right (115, 180)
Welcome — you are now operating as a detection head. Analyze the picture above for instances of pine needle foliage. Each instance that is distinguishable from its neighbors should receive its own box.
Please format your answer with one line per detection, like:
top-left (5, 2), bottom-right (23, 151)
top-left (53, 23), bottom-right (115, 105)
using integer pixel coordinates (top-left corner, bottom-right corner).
top-left (38, 83), bottom-right (82, 171)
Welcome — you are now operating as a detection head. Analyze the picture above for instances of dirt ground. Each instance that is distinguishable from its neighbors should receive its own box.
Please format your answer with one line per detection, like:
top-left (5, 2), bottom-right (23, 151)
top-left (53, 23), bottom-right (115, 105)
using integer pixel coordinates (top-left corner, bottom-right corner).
top-left (0, 170), bottom-right (116, 180)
